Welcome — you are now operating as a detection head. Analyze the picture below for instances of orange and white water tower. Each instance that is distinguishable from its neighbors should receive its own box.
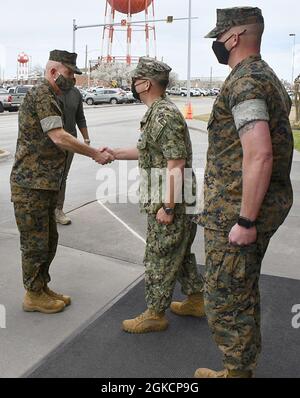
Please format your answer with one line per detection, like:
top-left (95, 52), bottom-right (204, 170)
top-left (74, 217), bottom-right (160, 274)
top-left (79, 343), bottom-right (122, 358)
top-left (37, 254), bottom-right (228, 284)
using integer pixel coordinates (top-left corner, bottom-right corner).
top-left (101, 0), bottom-right (157, 65)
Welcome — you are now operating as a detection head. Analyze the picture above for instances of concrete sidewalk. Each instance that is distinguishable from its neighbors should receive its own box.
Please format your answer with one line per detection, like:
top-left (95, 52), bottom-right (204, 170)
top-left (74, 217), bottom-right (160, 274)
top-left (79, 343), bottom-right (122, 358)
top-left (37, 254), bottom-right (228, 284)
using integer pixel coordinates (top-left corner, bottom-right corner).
top-left (0, 207), bottom-right (145, 378)
top-left (0, 149), bottom-right (10, 160)
top-left (0, 118), bottom-right (299, 378)
top-left (187, 119), bottom-right (208, 133)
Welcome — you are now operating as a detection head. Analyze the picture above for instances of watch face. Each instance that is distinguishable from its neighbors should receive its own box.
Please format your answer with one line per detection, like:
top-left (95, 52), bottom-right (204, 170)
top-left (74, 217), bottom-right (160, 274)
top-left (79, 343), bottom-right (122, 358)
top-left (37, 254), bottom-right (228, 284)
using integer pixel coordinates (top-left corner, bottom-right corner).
top-left (163, 204), bottom-right (174, 216)
top-left (166, 208), bottom-right (174, 216)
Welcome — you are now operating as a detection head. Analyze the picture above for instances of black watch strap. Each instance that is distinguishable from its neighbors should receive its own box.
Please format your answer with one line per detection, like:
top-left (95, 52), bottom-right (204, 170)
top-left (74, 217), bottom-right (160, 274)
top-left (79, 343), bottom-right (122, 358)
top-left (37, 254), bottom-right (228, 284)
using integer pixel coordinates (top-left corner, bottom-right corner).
top-left (163, 204), bottom-right (175, 216)
top-left (238, 216), bottom-right (256, 229)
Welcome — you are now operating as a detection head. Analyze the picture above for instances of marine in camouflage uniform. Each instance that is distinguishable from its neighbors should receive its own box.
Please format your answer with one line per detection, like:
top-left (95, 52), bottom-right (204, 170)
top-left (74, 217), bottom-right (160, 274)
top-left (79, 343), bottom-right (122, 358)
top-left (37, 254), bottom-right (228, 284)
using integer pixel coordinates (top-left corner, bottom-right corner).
top-left (138, 94), bottom-right (203, 313)
top-left (120, 57), bottom-right (204, 333)
top-left (194, 7), bottom-right (294, 377)
top-left (11, 79), bottom-right (66, 293)
top-left (9, 50), bottom-right (101, 314)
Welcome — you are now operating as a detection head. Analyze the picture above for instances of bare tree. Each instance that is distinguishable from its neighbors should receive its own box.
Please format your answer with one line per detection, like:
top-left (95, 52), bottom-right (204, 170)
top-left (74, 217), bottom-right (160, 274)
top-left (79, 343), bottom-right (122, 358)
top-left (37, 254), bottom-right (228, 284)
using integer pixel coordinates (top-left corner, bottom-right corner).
top-left (168, 72), bottom-right (179, 88)
top-left (91, 63), bottom-right (134, 87)
top-left (30, 64), bottom-right (45, 78)
top-left (92, 63), bottom-right (179, 89)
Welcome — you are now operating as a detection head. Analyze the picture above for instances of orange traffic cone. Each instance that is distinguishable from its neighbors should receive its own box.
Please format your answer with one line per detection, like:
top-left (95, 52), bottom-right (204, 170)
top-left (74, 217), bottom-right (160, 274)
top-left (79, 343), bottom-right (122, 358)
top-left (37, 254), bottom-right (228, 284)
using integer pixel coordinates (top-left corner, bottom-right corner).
top-left (184, 102), bottom-right (193, 120)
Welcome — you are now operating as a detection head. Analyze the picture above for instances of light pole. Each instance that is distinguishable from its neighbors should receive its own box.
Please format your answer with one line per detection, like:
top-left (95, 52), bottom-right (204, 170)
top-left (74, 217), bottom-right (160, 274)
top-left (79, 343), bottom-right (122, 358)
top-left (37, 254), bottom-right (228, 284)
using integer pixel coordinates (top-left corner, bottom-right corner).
top-left (72, 16), bottom-right (198, 53)
top-left (289, 33), bottom-right (296, 85)
top-left (73, 19), bottom-right (77, 52)
top-left (187, 0), bottom-right (192, 101)
top-left (185, 0), bottom-right (193, 120)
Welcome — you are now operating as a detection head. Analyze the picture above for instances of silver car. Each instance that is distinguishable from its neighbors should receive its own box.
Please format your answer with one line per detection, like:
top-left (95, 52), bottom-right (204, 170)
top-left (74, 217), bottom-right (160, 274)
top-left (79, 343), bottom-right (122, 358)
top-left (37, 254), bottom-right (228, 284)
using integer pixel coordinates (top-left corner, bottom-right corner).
top-left (85, 89), bottom-right (127, 105)
top-left (0, 88), bottom-right (9, 113)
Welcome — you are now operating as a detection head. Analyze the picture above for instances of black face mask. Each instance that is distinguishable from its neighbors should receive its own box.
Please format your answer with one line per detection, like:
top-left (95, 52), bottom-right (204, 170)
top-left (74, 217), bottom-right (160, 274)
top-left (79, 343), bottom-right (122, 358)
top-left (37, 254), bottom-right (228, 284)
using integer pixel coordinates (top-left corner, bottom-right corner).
top-left (55, 73), bottom-right (75, 92)
top-left (131, 80), bottom-right (149, 101)
top-left (212, 29), bottom-right (246, 65)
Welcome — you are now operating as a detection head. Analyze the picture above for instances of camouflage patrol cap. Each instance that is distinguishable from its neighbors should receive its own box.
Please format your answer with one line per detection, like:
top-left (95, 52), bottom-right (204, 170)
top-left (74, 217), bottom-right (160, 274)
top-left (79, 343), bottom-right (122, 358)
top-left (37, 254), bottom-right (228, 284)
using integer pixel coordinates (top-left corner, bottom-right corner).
top-left (132, 57), bottom-right (172, 81)
top-left (49, 50), bottom-right (82, 75)
top-left (205, 7), bottom-right (264, 38)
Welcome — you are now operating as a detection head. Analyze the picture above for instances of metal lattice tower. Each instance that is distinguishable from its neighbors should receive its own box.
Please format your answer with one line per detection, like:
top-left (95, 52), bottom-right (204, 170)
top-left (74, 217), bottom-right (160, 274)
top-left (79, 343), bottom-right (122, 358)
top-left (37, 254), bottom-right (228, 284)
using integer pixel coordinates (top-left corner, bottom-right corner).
top-left (101, 0), bottom-right (157, 66)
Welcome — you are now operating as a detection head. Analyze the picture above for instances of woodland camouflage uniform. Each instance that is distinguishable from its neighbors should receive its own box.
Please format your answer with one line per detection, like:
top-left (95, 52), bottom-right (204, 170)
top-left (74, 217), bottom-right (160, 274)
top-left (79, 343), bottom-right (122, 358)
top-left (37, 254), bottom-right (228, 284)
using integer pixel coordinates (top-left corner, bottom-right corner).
top-left (11, 79), bottom-right (65, 292)
top-left (195, 7), bottom-right (294, 372)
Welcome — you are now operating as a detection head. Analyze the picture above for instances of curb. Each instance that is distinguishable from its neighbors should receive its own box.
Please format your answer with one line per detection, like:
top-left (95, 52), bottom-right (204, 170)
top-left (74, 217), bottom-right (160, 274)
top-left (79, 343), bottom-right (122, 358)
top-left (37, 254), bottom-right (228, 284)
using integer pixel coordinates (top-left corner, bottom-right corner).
top-left (0, 112), bottom-right (18, 117)
top-left (83, 103), bottom-right (144, 110)
top-left (0, 103), bottom-right (144, 116)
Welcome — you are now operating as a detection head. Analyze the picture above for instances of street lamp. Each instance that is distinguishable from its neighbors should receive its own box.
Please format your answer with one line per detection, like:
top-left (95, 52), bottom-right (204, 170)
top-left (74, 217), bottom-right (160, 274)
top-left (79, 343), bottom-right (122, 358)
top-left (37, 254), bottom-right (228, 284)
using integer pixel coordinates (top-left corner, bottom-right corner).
top-left (72, 16), bottom-right (198, 53)
top-left (289, 33), bottom-right (296, 85)
top-left (185, 0), bottom-right (193, 120)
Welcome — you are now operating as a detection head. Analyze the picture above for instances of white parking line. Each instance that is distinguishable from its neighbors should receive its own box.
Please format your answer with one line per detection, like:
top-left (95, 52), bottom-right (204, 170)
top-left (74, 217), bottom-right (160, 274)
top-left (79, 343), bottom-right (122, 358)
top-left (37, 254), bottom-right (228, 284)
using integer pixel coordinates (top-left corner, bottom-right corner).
top-left (97, 200), bottom-right (146, 245)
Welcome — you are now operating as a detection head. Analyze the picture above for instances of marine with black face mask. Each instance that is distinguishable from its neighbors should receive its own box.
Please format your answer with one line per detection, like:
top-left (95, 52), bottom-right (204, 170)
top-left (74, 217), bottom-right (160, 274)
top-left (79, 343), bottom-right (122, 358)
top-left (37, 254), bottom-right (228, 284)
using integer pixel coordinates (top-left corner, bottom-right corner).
top-left (131, 79), bottom-right (150, 101)
top-left (103, 57), bottom-right (205, 334)
top-left (192, 7), bottom-right (294, 378)
top-left (10, 50), bottom-right (113, 315)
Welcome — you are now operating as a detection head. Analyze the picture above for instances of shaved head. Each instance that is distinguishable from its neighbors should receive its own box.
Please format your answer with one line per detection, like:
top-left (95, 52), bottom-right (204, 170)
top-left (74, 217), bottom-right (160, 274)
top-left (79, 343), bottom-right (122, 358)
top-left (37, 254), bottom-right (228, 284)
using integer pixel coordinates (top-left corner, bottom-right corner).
top-left (232, 23), bottom-right (264, 43)
top-left (216, 22), bottom-right (265, 69)
top-left (222, 23), bottom-right (264, 49)
top-left (45, 60), bottom-right (70, 76)
top-left (45, 60), bottom-right (75, 93)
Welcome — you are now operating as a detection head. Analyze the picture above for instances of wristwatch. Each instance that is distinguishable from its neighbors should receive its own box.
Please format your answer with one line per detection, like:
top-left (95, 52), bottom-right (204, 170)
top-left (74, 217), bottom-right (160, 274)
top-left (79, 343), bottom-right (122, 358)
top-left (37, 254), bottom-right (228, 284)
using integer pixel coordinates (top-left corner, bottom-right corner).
top-left (238, 216), bottom-right (256, 229)
top-left (162, 204), bottom-right (175, 216)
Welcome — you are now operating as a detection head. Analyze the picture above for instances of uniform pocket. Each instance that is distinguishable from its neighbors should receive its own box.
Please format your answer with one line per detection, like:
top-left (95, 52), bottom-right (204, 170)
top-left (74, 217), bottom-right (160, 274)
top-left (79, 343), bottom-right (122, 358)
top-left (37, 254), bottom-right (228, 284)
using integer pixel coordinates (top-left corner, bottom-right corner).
top-left (216, 251), bottom-right (246, 291)
top-left (147, 216), bottom-right (185, 257)
top-left (205, 245), bottom-right (257, 294)
top-left (137, 133), bottom-right (152, 170)
top-left (14, 205), bottom-right (48, 233)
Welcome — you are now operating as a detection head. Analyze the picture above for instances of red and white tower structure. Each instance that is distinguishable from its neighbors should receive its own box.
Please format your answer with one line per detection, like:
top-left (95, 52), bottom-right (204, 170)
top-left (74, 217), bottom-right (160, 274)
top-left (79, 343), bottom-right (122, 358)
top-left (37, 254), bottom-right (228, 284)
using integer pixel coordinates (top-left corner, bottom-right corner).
top-left (101, 0), bottom-right (157, 65)
top-left (17, 53), bottom-right (30, 81)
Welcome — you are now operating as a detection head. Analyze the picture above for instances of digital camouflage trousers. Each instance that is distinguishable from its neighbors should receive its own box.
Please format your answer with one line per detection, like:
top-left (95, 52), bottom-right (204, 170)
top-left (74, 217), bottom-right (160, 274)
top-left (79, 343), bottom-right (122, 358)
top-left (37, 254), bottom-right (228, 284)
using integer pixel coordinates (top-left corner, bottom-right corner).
top-left (204, 228), bottom-right (276, 371)
top-left (144, 214), bottom-right (204, 313)
top-left (12, 186), bottom-right (59, 292)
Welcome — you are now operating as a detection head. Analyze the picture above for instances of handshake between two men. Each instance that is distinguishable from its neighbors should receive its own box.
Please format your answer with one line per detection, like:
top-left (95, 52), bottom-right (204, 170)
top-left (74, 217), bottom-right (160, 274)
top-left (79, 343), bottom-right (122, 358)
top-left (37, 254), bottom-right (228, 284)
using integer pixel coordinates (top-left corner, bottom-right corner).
top-left (93, 147), bottom-right (115, 165)
top-left (95, 146), bottom-right (139, 165)
top-left (48, 128), bottom-right (127, 166)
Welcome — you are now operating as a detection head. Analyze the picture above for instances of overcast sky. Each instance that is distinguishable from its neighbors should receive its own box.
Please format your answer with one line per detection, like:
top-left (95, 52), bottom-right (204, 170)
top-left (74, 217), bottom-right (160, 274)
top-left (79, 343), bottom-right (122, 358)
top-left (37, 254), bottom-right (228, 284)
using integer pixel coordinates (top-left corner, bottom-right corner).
top-left (0, 0), bottom-right (299, 82)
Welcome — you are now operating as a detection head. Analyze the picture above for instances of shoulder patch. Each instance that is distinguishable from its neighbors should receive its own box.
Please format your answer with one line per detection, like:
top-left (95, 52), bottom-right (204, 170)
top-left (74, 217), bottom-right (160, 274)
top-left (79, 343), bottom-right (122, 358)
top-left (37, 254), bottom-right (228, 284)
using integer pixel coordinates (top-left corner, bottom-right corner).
top-left (149, 112), bottom-right (168, 141)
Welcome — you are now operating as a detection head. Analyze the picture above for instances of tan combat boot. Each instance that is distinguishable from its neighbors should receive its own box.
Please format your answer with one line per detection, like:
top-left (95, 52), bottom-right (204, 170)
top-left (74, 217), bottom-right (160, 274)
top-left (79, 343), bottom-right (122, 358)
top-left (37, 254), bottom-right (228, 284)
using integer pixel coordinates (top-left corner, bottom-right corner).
top-left (23, 291), bottom-right (65, 314)
top-left (122, 309), bottom-right (169, 334)
top-left (44, 286), bottom-right (72, 306)
top-left (194, 368), bottom-right (253, 378)
top-left (55, 209), bottom-right (72, 225)
top-left (170, 293), bottom-right (205, 318)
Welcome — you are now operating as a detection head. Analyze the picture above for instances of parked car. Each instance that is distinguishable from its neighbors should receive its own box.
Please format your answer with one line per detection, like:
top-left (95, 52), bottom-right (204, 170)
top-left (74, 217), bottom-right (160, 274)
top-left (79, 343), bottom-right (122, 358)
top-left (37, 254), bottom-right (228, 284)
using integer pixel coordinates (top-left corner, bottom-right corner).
top-left (85, 88), bottom-right (127, 105)
top-left (207, 88), bottom-right (220, 96)
top-left (78, 88), bottom-right (88, 101)
top-left (125, 90), bottom-right (140, 103)
top-left (190, 88), bottom-right (201, 97)
top-left (6, 85), bottom-right (33, 111)
top-left (179, 87), bottom-right (188, 97)
top-left (197, 88), bottom-right (209, 96)
top-left (289, 92), bottom-right (295, 101)
top-left (167, 87), bottom-right (180, 96)
top-left (0, 89), bottom-right (9, 113)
